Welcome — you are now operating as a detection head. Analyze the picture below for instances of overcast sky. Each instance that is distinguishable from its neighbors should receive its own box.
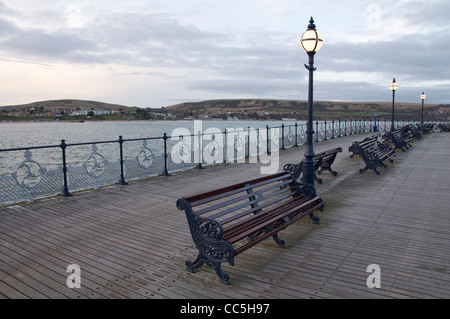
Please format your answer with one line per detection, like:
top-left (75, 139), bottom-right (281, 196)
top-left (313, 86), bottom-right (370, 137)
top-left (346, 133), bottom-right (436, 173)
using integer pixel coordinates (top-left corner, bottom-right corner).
top-left (0, 0), bottom-right (448, 108)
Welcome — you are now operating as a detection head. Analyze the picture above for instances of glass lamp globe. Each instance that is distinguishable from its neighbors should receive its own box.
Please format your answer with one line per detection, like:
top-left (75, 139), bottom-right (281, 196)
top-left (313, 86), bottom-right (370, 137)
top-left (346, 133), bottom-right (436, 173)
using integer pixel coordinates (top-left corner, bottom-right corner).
top-left (300, 18), bottom-right (323, 53)
top-left (390, 78), bottom-right (399, 91)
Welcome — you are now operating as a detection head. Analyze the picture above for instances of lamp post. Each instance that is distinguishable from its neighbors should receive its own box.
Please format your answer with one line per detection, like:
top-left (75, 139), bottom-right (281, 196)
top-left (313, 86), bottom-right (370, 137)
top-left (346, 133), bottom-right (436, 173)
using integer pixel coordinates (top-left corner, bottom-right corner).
top-left (374, 113), bottom-right (378, 132)
top-left (420, 92), bottom-right (426, 124)
top-left (389, 78), bottom-right (398, 131)
top-left (300, 17), bottom-right (323, 187)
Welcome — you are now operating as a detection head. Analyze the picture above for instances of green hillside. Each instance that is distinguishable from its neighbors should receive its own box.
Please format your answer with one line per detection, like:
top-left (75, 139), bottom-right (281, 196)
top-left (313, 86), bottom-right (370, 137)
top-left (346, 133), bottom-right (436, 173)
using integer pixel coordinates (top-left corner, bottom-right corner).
top-left (0, 99), bottom-right (136, 112)
top-left (1, 98), bottom-right (448, 121)
top-left (166, 99), bottom-right (448, 121)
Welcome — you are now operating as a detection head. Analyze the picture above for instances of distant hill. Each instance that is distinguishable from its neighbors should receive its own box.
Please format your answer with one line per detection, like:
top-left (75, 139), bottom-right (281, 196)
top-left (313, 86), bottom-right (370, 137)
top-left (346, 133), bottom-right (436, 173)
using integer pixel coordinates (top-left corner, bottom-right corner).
top-left (1, 98), bottom-right (448, 121)
top-left (166, 99), bottom-right (449, 121)
top-left (0, 99), bottom-right (137, 112)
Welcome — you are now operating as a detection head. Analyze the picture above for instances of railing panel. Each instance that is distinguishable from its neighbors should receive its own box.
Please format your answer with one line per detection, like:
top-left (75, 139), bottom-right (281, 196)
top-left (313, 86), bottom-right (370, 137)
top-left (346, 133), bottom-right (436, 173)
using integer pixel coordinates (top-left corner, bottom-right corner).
top-left (0, 120), bottom-right (444, 206)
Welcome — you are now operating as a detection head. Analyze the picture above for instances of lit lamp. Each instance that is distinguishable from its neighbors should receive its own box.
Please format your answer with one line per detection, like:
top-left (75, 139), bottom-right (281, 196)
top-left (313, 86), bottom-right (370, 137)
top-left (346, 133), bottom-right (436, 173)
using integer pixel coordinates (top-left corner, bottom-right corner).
top-left (300, 17), bottom-right (323, 187)
top-left (420, 92), bottom-right (426, 124)
top-left (389, 78), bottom-right (398, 131)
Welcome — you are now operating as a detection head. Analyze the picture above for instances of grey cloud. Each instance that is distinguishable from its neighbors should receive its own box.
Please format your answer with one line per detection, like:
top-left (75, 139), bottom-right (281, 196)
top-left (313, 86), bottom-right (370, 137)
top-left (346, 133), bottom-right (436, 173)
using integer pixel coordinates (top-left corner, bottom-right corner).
top-left (3, 30), bottom-right (97, 58)
top-left (0, 1), bottom-right (448, 105)
top-left (0, 17), bottom-right (17, 36)
top-left (321, 29), bottom-right (450, 81)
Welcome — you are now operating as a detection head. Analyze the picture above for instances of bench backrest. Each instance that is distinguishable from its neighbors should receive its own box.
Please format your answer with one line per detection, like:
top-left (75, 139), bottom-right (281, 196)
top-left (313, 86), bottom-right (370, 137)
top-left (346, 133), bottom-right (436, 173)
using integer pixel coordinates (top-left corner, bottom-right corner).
top-left (179, 172), bottom-right (302, 230)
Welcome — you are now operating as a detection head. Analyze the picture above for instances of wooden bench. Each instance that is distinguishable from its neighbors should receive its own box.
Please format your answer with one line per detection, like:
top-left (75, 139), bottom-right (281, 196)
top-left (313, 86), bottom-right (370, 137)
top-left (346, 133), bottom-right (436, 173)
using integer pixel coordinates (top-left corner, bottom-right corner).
top-left (349, 138), bottom-right (395, 175)
top-left (438, 123), bottom-right (449, 132)
top-left (283, 147), bottom-right (343, 184)
top-left (176, 171), bottom-right (324, 285)
top-left (406, 124), bottom-right (422, 140)
top-left (419, 123), bottom-right (434, 134)
top-left (348, 134), bottom-right (380, 158)
top-left (383, 128), bottom-right (413, 151)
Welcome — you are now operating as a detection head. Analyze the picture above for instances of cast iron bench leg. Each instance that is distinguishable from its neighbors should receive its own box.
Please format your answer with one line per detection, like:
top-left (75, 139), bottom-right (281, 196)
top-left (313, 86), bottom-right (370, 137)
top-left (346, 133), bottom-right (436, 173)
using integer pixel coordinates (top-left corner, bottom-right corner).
top-left (273, 233), bottom-right (286, 248)
top-left (186, 253), bottom-right (231, 285)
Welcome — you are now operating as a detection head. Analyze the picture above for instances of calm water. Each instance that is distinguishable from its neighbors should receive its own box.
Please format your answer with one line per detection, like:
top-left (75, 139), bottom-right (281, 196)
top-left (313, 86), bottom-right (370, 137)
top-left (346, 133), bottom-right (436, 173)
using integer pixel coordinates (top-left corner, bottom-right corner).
top-left (0, 120), bottom-right (303, 176)
top-left (0, 120), bottom-right (299, 147)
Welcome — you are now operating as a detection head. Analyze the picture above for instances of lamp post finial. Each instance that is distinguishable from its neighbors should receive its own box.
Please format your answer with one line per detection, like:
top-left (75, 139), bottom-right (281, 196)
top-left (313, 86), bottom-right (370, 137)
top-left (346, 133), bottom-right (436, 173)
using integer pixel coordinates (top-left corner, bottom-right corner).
top-left (308, 17), bottom-right (316, 30)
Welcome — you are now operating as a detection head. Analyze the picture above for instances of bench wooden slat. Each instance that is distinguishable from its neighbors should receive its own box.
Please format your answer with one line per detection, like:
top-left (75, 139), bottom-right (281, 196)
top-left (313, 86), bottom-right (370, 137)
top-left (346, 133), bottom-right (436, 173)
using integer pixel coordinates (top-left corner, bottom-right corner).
top-left (219, 187), bottom-right (296, 226)
top-left (185, 172), bottom-right (289, 207)
top-left (224, 196), bottom-right (321, 244)
top-left (193, 174), bottom-right (294, 219)
top-left (210, 178), bottom-right (297, 225)
top-left (234, 198), bottom-right (323, 255)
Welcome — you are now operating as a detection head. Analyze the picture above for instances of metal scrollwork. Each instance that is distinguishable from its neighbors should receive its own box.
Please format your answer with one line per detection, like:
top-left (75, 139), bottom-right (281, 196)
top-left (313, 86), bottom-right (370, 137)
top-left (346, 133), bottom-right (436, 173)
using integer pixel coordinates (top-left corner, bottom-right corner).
top-left (334, 127), bottom-right (340, 137)
top-left (204, 134), bottom-right (220, 163)
top-left (287, 128), bottom-right (294, 142)
top-left (326, 123), bottom-right (333, 139)
top-left (299, 128), bottom-right (305, 144)
top-left (283, 162), bottom-right (303, 181)
top-left (83, 144), bottom-right (107, 178)
top-left (176, 136), bottom-right (191, 164)
top-left (256, 133), bottom-right (264, 151)
top-left (271, 130), bottom-right (279, 146)
top-left (177, 198), bottom-right (235, 285)
top-left (318, 128), bottom-right (325, 140)
top-left (136, 140), bottom-right (155, 169)
top-left (11, 150), bottom-right (46, 190)
top-left (296, 182), bottom-right (317, 198)
top-left (234, 135), bottom-right (244, 153)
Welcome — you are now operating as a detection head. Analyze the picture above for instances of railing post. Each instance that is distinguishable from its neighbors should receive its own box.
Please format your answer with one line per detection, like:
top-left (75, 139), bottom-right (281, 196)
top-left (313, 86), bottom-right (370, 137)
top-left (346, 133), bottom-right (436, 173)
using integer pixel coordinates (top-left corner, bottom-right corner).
top-left (223, 129), bottom-right (227, 163)
top-left (60, 139), bottom-right (72, 197)
top-left (281, 124), bottom-right (286, 150)
top-left (324, 121), bottom-right (328, 140)
top-left (246, 127), bottom-right (251, 157)
top-left (266, 125), bottom-right (271, 155)
top-left (294, 123), bottom-right (299, 147)
top-left (117, 136), bottom-right (128, 185)
top-left (315, 121), bottom-right (319, 142)
top-left (162, 133), bottom-right (171, 176)
top-left (330, 121), bottom-right (333, 139)
top-left (196, 130), bottom-right (203, 169)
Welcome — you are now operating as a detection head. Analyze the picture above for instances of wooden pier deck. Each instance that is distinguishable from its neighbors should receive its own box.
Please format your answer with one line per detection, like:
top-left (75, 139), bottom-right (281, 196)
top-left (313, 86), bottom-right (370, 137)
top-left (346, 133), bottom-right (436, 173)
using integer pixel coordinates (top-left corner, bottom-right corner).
top-left (0, 131), bottom-right (449, 300)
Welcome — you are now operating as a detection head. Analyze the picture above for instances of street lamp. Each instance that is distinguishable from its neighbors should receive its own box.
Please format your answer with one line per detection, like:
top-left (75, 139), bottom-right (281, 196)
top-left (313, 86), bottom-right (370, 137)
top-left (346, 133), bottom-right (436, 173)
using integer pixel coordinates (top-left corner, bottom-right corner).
top-left (374, 113), bottom-right (378, 132)
top-left (300, 17), bottom-right (323, 187)
top-left (389, 78), bottom-right (398, 131)
top-left (420, 92), bottom-right (426, 124)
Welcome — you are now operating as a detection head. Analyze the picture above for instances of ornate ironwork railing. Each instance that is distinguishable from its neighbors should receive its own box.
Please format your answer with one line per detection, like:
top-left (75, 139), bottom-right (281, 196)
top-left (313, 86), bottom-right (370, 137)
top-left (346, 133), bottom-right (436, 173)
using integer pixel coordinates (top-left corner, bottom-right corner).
top-left (0, 119), bottom-right (439, 205)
